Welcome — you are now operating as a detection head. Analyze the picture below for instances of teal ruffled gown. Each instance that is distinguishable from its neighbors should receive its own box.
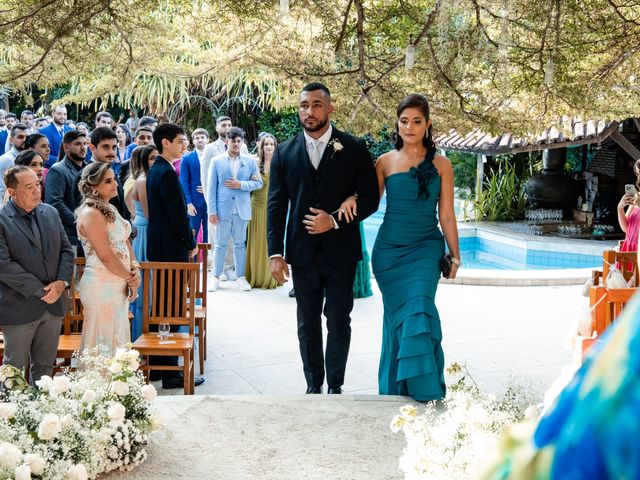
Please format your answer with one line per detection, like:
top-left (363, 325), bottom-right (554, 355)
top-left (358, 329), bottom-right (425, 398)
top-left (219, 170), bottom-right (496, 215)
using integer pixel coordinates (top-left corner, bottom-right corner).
top-left (353, 222), bottom-right (373, 299)
top-left (372, 158), bottom-right (446, 401)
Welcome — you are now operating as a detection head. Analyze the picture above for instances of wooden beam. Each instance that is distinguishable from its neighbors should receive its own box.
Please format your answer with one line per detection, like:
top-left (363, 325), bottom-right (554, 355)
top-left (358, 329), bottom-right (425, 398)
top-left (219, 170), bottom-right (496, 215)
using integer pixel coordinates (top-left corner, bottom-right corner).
top-left (610, 130), bottom-right (640, 161)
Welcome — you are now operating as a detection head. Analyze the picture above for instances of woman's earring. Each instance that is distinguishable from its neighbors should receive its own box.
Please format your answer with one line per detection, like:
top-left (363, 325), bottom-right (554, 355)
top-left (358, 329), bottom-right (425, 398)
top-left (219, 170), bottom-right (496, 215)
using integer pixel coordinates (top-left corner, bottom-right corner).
top-left (92, 190), bottom-right (98, 196)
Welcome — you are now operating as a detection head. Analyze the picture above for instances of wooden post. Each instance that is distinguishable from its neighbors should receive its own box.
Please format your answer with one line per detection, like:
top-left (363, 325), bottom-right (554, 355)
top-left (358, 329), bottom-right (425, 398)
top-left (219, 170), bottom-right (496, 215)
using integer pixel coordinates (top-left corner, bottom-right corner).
top-left (610, 129), bottom-right (640, 161)
top-left (475, 154), bottom-right (485, 201)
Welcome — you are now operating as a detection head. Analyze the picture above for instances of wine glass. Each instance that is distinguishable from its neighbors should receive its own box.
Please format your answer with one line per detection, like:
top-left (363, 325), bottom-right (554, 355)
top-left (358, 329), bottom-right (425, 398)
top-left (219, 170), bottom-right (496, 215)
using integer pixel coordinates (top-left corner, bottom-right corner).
top-left (159, 323), bottom-right (170, 340)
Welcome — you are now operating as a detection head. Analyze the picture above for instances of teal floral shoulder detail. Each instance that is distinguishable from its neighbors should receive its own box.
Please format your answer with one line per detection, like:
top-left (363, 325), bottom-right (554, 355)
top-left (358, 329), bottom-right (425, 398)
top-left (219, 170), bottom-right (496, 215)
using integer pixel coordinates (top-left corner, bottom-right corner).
top-left (409, 149), bottom-right (437, 200)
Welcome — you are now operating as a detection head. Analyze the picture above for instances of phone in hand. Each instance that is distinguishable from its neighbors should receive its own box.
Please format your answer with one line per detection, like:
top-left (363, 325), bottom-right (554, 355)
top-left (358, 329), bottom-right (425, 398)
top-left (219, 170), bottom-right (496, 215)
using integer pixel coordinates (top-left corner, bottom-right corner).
top-left (625, 184), bottom-right (637, 195)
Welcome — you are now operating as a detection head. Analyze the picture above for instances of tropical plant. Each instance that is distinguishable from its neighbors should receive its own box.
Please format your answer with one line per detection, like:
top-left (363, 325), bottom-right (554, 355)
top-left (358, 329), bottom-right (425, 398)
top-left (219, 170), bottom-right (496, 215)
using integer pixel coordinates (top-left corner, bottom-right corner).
top-left (469, 159), bottom-right (529, 221)
top-left (447, 150), bottom-right (477, 193)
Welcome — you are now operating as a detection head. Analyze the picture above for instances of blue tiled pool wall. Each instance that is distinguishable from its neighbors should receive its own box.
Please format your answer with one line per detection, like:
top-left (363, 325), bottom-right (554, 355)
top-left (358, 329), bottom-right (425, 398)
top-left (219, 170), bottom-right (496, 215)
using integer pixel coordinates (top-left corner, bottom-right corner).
top-left (459, 234), bottom-right (602, 269)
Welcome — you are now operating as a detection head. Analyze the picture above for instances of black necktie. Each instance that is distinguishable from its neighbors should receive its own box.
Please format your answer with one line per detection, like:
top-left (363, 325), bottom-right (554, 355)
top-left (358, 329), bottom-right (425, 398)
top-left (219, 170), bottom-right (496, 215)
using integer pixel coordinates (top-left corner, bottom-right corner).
top-left (25, 212), bottom-right (42, 250)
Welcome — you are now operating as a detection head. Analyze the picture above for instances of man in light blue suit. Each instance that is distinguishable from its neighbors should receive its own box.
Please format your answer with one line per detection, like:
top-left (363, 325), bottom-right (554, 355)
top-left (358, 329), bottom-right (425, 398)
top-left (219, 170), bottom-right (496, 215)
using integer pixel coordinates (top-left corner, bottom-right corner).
top-left (207, 127), bottom-right (262, 292)
top-left (38, 105), bottom-right (71, 168)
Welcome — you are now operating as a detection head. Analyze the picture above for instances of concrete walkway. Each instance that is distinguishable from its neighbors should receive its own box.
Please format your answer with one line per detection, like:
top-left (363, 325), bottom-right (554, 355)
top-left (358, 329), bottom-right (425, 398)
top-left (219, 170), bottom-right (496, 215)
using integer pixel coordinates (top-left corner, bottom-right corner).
top-left (157, 277), bottom-right (584, 399)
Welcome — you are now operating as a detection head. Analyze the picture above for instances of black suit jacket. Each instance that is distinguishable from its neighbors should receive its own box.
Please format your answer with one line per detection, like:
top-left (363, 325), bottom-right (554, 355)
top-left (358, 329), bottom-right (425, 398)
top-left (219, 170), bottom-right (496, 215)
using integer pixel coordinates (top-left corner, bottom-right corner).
top-left (44, 156), bottom-right (84, 246)
top-left (0, 200), bottom-right (74, 325)
top-left (146, 156), bottom-right (195, 262)
top-left (267, 127), bottom-right (379, 267)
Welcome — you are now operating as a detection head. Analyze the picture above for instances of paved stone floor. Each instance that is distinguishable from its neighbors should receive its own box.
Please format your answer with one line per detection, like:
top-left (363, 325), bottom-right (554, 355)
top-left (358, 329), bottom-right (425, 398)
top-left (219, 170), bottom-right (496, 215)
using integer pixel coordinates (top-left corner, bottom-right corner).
top-left (156, 276), bottom-right (584, 400)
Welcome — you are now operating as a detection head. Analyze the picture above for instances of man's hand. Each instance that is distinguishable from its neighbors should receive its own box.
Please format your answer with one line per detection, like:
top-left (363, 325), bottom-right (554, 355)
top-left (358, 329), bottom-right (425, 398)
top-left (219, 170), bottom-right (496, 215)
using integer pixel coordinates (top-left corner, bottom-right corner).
top-left (224, 179), bottom-right (241, 189)
top-left (270, 257), bottom-right (290, 284)
top-left (209, 214), bottom-right (219, 225)
top-left (41, 280), bottom-right (65, 304)
top-left (196, 186), bottom-right (204, 194)
top-left (303, 207), bottom-right (333, 235)
top-left (189, 247), bottom-right (199, 259)
top-left (187, 203), bottom-right (197, 216)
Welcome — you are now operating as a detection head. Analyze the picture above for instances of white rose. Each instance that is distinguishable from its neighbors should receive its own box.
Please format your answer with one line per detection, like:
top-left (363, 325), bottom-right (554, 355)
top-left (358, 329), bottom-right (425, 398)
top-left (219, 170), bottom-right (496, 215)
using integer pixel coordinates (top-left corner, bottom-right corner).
top-left (141, 384), bottom-right (157, 402)
top-left (35, 375), bottom-right (53, 391)
top-left (66, 463), bottom-right (88, 480)
top-left (0, 442), bottom-right (21, 468)
top-left (14, 464), bottom-right (30, 480)
top-left (109, 362), bottom-right (122, 374)
top-left (127, 350), bottom-right (140, 362)
top-left (524, 404), bottom-right (541, 420)
top-left (23, 454), bottom-right (45, 476)
top-left (61, 414), bottom-right (73, 429)
top-left (115, 349), bottom-right (128, 362)
top-left (399, 405), bottom-right (417, 418)
top-left (107, 403), bottom-right (126, 423)
top-left (38, 414), bottom-right (62, 440)
top-left (81, 389), bottom-right (96, 403)
top-left (111, 381), bottom-right (129, 396)
top-left (129, 359), bottom-right (140, 371)
top-left (0, 403), bottom-right (17, 420)
top-left (51, 376), bottom-right (71, 394)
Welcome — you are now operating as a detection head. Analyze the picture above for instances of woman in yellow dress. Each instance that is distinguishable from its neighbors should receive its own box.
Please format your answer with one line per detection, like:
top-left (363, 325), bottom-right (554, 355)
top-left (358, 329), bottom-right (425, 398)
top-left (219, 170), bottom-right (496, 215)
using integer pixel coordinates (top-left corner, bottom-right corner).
top-left (245, 133), bottom-right (280, 289)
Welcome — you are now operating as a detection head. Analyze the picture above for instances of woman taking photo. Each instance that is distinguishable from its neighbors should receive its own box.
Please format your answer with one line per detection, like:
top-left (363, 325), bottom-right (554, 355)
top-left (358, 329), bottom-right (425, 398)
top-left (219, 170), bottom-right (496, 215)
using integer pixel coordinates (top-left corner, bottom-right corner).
top-left (371, 93), bottom-right (460, 402)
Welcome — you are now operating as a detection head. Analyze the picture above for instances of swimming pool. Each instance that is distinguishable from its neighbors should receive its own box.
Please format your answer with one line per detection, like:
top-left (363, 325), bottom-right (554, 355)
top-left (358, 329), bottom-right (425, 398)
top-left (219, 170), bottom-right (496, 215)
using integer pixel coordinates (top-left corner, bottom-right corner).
top-left (362, 198), bottom-right (605, 270)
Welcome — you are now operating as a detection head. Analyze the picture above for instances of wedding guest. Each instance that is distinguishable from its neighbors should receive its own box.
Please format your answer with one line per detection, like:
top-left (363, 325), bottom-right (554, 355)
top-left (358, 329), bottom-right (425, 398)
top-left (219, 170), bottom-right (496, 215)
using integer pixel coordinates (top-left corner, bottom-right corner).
top-left (267, 82), bottom-right (379, 394)
top-left (120, 126), bottom-right (154, 183)
top-left (0, 165), bottom-right (73, 383)
top-left (372, 93), bottom-right (460, 402)
top-left (38, 105), bottom-right (71, 168)
top-left (180, 128), bottom-right (208, 244)
top-left (245, 133), bottom-right (279, 289)
top-left (20, 110), bottom-right (35, 132)
top-left (45, 130), bottom-right (88, 251)
top-left (115, 124), bottom-right (133, 173)
top-left (24, 133), bottom-right (51, 200)
top-left (75, 162), bottom-right (140, 354)
top-left (126, 145), bottom-right (157, 340)
top-left (125, 109), bottom-right (139, 135)
top-left (94, 111), bottom-right (113, 129)
top-left (617, 159), bottom-right (640, 253)
top-left (208, 127), bottom-right (263, 292)
top-left (9, 151), bottom-right (45, 203)
top-left (34, 117), bottom-right (49, 130)
top-left (146, 123), bottom-right (204, 389)
top-left (0, 123), bottom-right (29, 199)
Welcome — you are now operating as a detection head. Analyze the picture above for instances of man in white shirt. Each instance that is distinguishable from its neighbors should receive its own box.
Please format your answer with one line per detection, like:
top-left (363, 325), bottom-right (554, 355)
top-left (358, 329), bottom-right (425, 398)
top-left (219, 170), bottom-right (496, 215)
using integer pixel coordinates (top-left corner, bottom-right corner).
top-left (0, 123), bottom-right (28, 198)
top-left (201, 115), bottom-right (248, 280)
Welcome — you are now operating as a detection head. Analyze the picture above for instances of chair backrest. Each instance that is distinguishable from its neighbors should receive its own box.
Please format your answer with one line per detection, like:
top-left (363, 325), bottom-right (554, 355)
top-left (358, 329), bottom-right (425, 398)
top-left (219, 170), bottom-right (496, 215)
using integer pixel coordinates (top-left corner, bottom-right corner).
top-left (590, 285), bottom-right (638, 335)
top-left (140, 262), bottom-right (198, 334)
top-left (602, 249), bottom-right (638, 285)
top-left (190, 243), bottom-right (210, 307)
top-left (64, 257), bottom-right (86, 335)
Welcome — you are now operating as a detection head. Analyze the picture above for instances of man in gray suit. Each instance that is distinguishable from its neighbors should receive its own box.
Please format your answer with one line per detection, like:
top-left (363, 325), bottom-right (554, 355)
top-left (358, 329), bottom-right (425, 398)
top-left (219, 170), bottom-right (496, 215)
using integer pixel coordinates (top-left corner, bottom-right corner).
top-left (0, 165), bottom-right (74, 382)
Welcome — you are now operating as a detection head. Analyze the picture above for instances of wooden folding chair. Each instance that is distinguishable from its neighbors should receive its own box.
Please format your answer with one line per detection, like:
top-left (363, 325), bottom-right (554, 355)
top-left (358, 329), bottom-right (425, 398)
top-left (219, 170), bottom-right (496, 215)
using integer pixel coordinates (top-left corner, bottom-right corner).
top-left (133, 262), bottom-right (198, 395)
top-left (592, 249), bottom-right (638, 286)
top-left (190, 243), bottom-right (210, 375)
top-left (54, 257), bottom-right (85, 373)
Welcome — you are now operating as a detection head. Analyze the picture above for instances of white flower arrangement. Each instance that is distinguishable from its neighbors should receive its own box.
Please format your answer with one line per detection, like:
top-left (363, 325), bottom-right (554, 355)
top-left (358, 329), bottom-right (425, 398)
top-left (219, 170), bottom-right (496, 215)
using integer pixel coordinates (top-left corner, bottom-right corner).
top-left (0, 346), bottom-right (158, 479)
top-left (391, 363), bottom-right (538, 480)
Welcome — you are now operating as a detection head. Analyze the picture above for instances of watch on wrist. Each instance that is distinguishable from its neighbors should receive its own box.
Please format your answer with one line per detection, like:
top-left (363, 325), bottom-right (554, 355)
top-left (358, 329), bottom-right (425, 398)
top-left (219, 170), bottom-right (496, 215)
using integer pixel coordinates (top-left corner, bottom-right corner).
top-left (62, 280), bottom-right (70, 289)
top-left (451, 257), bottom-right (462, 267)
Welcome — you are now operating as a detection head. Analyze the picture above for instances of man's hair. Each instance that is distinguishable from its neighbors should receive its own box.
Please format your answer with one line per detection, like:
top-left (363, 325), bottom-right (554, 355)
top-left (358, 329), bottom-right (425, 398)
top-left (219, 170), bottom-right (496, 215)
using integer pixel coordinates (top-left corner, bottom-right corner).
top-left (225, 127), bottom-right (245, 140)
top-left (63, 130), bottom-right (87, 145)
top-left (51, 104), bottom-right (66, 114)
top-left (4, 165), bottom-right (32, 190)
top-left (95, 111), bottom-right (112, 123)
top-left (192, 128), bottom-right (209, 138)
top-left (139, 116), bottom-right (157, 127)
top-left (10, 123), bottom-right (28, 137)
top-left (302, 82), bottom-right (331, 99)
top-left (20, 110), bottom-right (34, 117)
top-left (135, 126), bottom-right (153, 137)
top-left (215, 116), bottom-right (231, 125)
top-left (76, 122), bottom-right (89, 130)
top-left (90, 127), bottom-right (118, 147)
top-left (153, 123), bottom-right (185, 153)
top-left (5, 113), bottom-right (16, 120)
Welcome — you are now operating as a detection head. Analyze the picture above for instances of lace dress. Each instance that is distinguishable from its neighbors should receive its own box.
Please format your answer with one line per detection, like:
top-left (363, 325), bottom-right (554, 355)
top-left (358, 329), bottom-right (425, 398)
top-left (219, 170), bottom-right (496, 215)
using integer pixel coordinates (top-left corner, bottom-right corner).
top-left (78, 203), bottom-right (132, 354)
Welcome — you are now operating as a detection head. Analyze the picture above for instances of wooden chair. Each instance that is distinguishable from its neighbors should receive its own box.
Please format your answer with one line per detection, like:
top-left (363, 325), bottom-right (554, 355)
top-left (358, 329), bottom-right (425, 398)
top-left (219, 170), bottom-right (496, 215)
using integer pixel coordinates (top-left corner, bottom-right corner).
top-left (590, 285), bottom-right (638, 336)
top-left (132, 262), bottom-right (198, 395)
top-left (190, 243), bottom-right (210, 375)
top-left (592, 250), bottom-right (638, 286)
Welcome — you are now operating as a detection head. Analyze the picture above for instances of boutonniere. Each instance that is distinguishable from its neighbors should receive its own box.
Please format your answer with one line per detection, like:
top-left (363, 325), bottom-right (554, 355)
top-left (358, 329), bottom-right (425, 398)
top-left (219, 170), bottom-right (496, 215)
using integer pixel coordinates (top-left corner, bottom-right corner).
top-left (329, 138), bottom-right (344, 153)
top-left (240, 160), bottom-right (247, 167)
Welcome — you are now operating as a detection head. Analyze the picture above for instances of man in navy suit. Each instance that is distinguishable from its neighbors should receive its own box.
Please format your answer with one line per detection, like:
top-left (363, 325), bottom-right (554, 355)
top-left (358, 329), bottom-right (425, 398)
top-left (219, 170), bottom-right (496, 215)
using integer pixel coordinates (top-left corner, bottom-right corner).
top-left (179, 128), bottom-right (209, 244)
top-left (146, 123), bottom-right (204, 390)
top-left (39, 105), bottom-right (71, 168)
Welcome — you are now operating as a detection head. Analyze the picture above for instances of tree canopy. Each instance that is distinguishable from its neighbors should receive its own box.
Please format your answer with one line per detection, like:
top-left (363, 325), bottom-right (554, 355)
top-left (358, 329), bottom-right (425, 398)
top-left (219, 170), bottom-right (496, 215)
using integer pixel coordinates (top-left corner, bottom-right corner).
top-left (1, 0), bottom-right (640, 135)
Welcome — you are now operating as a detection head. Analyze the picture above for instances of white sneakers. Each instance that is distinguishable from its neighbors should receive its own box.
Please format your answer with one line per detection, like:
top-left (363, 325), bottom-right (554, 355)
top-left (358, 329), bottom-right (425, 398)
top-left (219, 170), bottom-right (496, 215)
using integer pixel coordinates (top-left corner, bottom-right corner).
top-left (208, 276), bottom-right (251, 291)
top-left (208, 277), bottom-right (220, 292)
top-left (219, 273), bottom-right (228, 281)
top-left (225, 268), bottom-right (238, 281)
top-left (236, 277), bottom-right (251, 291)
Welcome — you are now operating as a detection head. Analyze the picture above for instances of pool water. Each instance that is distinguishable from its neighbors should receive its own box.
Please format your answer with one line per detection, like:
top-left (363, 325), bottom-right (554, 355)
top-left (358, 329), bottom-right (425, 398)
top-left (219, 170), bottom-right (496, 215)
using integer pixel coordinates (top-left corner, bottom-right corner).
top-left (362, 197), bottom-right (603, 270)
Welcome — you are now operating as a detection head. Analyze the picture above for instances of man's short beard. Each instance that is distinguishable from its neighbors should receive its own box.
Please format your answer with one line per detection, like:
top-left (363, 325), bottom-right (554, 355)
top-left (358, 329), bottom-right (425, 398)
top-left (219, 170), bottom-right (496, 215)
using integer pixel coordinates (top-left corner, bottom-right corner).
top-left (67, 152), bottom-right (85, 163)
top-left (302, 117), bottom-right (328, 133)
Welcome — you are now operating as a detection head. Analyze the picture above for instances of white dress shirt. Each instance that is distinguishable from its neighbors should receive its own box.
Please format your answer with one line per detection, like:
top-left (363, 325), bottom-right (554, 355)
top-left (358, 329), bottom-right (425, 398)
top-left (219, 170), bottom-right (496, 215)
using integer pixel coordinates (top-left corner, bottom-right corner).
top-left (303, 125), bottom-right (333, 169)
top-left (201, 138), bottom-right (248, 202)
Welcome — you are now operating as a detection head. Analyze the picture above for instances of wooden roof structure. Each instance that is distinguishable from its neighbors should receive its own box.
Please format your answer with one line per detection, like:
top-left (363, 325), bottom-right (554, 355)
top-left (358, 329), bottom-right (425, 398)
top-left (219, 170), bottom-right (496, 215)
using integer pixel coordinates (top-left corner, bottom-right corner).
top-left (435, 118), bottom-right (621, 156)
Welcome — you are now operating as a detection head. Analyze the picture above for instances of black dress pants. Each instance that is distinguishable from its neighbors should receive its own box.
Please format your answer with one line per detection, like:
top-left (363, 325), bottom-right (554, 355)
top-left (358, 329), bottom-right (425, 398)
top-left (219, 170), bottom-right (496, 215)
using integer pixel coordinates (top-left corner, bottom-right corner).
top-left (292, 258), bottom-right (357, 389)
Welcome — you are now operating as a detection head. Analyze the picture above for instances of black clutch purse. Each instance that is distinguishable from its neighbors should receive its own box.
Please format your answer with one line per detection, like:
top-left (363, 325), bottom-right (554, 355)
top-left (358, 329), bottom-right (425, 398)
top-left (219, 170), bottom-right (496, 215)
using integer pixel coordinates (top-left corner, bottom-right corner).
top-left (441, 254), bottom-right (452, 278)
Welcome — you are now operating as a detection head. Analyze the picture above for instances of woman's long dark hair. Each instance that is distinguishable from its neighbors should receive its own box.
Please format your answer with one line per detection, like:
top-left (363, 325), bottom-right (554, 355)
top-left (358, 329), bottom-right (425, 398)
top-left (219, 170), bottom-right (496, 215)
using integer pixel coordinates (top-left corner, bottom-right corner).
top-left (24, 133), bottom-right (47, 150)
top-left (394, 93), bottom-right (436, 158)
top-left (14, 150), bottom-right (40, 167)
top-left (257, 133), bottom-right (277, 174)
top-left (130, 145), bottom-right (157, 180)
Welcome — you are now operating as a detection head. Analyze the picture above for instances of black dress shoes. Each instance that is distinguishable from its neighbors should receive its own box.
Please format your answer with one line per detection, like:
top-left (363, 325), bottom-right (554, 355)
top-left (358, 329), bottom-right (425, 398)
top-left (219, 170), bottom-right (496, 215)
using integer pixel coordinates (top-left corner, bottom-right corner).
top-left (305, 386), bottom-right (322, 394)
top-left (162, 372), bottom-right (205, 389)
top-left (327, 387), bottom-right (342, 394)
top-left (289, 287), bottom-right (296, 298)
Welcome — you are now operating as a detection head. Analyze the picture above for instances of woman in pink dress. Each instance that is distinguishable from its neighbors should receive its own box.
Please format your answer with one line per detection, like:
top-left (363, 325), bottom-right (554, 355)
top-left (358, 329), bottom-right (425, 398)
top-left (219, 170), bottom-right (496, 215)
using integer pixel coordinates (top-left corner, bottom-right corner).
top-left (617, 160), bottom-right (640, 253)
top-left (75, 162), bottom-right (141, 354)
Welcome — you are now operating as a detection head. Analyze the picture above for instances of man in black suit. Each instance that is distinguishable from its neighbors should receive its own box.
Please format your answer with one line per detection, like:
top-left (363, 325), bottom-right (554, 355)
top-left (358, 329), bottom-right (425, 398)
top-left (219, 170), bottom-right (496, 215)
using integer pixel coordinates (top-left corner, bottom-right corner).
top-left (146, 123), bottom-right (204, 389)
top-left (0, 166), bottom-right (74, 383)
top-left (267, 82), bottom-right (379, 394)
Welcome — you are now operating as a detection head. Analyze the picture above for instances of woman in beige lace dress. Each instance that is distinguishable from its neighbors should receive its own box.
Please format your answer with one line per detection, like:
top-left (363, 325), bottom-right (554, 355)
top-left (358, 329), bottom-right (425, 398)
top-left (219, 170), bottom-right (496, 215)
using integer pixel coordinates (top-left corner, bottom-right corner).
top-left (76, 163), bottom-right (141, 354)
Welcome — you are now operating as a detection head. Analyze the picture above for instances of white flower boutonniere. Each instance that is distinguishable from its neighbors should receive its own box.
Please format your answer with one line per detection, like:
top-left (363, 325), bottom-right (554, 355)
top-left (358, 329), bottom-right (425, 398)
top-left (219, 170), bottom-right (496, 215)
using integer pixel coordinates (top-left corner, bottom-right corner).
top-left (329, 138), bottom-right (344, 152)
top-left (240, 160), bottom-right (247, 167)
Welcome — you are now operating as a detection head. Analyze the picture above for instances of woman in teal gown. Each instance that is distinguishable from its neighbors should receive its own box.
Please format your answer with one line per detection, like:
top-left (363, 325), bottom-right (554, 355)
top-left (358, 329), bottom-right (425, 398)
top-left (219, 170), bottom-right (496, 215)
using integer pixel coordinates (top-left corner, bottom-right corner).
top-left (371, 94), bottom-right (461, 402)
